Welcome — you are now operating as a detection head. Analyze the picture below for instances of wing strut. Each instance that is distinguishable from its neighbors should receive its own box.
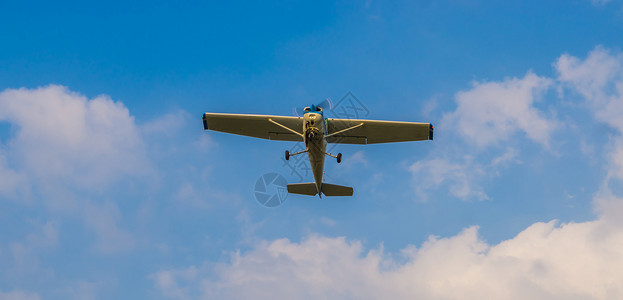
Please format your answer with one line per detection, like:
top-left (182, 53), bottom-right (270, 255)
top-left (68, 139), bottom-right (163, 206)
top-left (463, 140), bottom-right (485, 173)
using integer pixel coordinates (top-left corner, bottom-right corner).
top-left (326, 122), bottom-right (365, 138)
top-left (268, 118), bottom-right (304, 138)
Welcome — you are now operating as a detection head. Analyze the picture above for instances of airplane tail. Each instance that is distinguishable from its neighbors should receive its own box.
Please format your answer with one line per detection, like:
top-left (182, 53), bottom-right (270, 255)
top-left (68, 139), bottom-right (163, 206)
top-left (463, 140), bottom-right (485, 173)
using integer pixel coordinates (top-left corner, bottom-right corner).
top-left (287, 183), bottom-right (353, 197)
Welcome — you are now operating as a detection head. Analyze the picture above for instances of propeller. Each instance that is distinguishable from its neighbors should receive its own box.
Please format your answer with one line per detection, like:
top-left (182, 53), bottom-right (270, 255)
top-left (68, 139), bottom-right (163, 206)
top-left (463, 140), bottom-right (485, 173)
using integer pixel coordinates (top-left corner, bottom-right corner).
top-left (316, 98), bottom-right (333, 111)
top-left (293, 98), bottom-right (333, 117)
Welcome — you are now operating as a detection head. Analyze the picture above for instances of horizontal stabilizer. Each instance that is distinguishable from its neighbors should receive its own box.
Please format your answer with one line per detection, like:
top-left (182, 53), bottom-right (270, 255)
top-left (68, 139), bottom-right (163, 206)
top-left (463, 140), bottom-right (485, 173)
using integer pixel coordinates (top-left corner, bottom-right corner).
top-left (287, 183), bottom-right (353, 197)
top-left (287, 183), bottom-right (318, 196)
top-left (321, 183), bottom-right (353, 196)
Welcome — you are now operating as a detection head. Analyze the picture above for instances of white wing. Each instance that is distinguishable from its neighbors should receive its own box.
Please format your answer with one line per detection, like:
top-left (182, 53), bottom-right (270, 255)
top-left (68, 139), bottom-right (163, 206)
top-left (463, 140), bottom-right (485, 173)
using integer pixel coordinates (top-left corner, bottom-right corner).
top-left (203, 113), bottom-right (303, 142)
top-left (326, 118), bottom-right (433, 144)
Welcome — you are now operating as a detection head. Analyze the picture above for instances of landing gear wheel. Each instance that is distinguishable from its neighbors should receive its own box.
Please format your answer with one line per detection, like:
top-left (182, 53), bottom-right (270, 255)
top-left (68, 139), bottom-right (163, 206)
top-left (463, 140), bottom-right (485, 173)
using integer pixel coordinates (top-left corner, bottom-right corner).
top-left (285, 150), bottom-right (290, 161)
top-left (337, 153), bottom-right (342, 163)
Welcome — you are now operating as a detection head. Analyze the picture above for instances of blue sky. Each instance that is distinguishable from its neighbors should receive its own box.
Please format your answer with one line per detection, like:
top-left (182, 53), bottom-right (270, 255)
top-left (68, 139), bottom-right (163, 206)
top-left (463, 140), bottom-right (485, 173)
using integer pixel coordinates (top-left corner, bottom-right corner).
top-left (2, 0), bottom-right (623, 299)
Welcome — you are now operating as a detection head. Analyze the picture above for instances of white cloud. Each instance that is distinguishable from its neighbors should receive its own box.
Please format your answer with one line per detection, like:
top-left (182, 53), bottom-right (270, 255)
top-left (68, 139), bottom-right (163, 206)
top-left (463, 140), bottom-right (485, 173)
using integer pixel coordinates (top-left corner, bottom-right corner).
top-left (339, 150), bottom-right (368, 171)
top-left (0, 85), bottom-right (155, 253)
top-left (411, 71), bottom-right (555, 201)
top-left (442, 72), bottom-right (556, 148)
top-left (151, 267), bottom-right (199, 300)
top-left (141, 111), bottom-right (190, 137)
top-left (141, 110), bottom-right (213, 152)
top-left (415, 47), bottom-right (623, 202)
top-left (3, 221), bottom-right (58, 283)
top-left (557, 47), bottom-right (623, 182)
top-left (410, 156), bottom-right (488, 201)
top-left (319, 216), bottom-right (337, 227)
top-left (83, 201), bottom-right (135, 253)
top-left (607, 137), bottom-right (623, 181)
top-left (153, 209), bottom-right (623, 300)
top-left (24, 221), bottom-right (58, 248)
top-left (173, 182), bottom-right (210, 209)
top-left (0, 85), bottom-right (150, 190)
top-left (490, 147), bottom-right (521, 167)
top-left (409, 148), bottom-right (521, 201)
top-left (0, 153), bottom-right (28, 200)
top-left (59, 280), bottom-right (101, 300)
top-left (0, 84), bottom-right (221, 254)
top-left (556, 46), bottom-right (623, 132)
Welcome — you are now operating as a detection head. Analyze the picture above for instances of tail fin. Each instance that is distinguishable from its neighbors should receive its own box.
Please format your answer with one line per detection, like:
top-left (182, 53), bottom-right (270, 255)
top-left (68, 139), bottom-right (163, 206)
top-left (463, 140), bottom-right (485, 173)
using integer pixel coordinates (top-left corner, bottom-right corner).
top-left (287, 183), bottom-right (353, 197)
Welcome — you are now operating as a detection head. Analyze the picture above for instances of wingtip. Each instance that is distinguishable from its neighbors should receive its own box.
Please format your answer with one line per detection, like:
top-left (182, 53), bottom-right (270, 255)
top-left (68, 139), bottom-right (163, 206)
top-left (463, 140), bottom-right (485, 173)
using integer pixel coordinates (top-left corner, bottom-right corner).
top-left (429, 123), bottom-right (434, 140)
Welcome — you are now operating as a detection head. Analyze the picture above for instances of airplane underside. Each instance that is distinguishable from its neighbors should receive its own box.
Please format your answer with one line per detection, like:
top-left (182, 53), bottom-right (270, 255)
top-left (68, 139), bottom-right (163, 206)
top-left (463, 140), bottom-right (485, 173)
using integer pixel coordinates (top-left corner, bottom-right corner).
top-left (202, 101), bottom-right (432, 198)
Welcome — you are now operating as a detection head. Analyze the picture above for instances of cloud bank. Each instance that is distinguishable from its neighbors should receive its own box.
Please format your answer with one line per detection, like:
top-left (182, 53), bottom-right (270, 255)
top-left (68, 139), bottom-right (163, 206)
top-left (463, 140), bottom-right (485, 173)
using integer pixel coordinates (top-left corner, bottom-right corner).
top-left (154, 207), bottom-right (623, 300)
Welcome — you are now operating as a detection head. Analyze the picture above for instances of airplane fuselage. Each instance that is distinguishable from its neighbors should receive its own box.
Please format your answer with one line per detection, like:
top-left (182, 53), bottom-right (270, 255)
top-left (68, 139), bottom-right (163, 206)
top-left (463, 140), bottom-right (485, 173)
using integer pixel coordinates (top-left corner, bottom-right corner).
top-left (303, 111), bottom-right (327, 196)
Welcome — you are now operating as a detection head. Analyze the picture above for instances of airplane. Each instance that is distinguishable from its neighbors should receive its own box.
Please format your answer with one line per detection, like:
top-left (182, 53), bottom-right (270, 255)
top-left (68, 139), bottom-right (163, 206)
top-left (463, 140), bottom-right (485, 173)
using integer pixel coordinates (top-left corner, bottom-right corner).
top-left (202, 101), bottom-right (433, 197)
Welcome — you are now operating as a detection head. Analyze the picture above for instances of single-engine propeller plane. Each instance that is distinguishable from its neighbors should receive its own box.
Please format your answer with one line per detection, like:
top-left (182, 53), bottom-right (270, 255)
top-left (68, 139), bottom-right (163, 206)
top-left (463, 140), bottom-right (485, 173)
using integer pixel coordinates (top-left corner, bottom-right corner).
top-left (202, 99), bottom-right (433, 197)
